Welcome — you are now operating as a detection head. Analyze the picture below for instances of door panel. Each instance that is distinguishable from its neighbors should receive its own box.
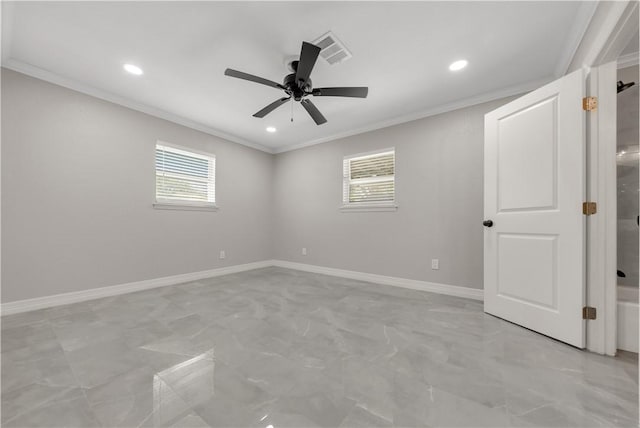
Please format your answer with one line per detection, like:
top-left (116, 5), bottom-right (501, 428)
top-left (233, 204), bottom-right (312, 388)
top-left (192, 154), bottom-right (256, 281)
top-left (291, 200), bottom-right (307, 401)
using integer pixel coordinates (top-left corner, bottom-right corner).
top-left (497, 96), bottom-right (558, 211)
top-left (484, 69), bottom-right (586, 348)
top-left (497, 233), bottom-right (557, 309)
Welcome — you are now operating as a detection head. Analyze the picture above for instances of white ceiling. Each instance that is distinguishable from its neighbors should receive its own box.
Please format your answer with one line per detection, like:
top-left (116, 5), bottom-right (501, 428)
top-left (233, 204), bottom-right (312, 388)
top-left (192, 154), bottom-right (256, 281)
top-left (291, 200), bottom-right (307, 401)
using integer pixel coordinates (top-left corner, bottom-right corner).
top-left (2, 1), bottom-right (596, 153)
top-left (622, 30), bottom-right (639, 56)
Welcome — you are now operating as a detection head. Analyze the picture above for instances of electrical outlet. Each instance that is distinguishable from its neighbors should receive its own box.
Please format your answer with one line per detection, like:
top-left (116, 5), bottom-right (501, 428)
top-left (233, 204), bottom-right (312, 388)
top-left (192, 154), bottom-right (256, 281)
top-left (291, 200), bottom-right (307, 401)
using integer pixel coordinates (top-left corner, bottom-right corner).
top-left (431, 259), bottom-right (439, 270)
top-left (219, 250), bottom-right (226, 260)
top-left (302, 247), bottom-right (307, 256)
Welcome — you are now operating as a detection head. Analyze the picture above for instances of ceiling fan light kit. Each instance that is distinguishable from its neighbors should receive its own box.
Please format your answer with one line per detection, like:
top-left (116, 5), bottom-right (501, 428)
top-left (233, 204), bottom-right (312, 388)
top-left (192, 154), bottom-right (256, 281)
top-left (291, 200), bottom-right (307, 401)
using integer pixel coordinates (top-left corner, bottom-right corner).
top-left (224, 41), bottom-right (368, 125)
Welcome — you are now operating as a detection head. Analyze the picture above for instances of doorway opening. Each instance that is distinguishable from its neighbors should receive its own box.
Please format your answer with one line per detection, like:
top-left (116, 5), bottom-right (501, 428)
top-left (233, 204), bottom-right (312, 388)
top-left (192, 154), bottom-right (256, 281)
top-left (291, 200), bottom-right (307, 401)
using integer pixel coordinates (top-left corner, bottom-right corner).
top-left (616, 53), bottom-right (639, 353)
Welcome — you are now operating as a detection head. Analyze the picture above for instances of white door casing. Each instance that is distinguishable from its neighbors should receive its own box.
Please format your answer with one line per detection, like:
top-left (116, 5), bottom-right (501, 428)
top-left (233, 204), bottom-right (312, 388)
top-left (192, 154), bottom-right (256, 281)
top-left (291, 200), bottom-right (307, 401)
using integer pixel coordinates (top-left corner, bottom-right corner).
top-left (484, 69), bottom-right (586, 348)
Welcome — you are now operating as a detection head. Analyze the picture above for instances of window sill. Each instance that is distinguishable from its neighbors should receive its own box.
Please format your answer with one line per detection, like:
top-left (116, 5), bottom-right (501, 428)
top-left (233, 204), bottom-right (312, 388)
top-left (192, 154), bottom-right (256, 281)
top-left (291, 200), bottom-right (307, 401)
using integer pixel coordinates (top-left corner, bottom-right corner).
top-left (153, 202), bottom-right (219, 212)
top-left (340, 203), bottom-right (398, 213)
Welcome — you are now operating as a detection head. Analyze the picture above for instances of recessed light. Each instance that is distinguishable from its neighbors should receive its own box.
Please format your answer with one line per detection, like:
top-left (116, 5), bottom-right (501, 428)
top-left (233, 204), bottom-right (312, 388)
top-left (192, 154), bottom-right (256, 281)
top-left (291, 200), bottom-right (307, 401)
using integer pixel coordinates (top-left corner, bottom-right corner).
top-left (266, 127), bottom-right (277, 133)
top-left (123, 64), bottom-right (143, 75)
top-left (449, 59), bottom-right (468, 71)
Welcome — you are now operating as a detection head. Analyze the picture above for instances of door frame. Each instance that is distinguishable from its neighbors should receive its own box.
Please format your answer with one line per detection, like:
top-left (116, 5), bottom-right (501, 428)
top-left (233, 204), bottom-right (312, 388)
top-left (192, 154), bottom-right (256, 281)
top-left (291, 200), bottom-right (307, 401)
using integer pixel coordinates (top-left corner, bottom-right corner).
top-left (572, 0), bottom-right (638, 355)
top-left (586, 61), bottom-right (618, 356)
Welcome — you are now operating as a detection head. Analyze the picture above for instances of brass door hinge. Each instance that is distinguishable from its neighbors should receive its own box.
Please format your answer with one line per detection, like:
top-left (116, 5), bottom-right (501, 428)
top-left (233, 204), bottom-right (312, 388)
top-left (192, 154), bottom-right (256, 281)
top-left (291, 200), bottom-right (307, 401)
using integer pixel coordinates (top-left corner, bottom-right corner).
top-left (583, 96), bottom-right (597, 111)
top-left (583, 306), bottom-right (597, 320)
top-left (583, 201), bottom-right (597, 215)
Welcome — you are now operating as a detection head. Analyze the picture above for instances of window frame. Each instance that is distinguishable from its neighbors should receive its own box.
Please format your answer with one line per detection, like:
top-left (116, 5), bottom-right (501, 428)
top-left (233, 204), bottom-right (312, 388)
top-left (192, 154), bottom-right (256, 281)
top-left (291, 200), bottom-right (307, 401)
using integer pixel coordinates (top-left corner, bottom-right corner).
top-left (340, 147), bottom-right (398, 212)
top-left (153, 141), bottom-right (218, 212)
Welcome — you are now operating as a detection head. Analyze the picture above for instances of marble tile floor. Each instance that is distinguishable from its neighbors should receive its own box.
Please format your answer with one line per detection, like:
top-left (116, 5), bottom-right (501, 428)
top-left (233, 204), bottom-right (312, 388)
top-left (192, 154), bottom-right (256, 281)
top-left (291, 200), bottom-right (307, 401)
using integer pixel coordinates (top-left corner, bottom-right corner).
top-left (1, 267), bottom-right (638, 427)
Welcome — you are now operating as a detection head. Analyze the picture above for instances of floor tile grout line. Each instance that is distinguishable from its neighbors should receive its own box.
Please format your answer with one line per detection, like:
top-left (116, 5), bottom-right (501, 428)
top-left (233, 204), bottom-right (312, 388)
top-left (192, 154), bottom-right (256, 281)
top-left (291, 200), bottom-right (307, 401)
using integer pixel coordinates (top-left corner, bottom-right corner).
top-left (50, 312), bottom-right (104, 426)
top-left (2, 316), bottom-right (97, 425)
top-left (1, 383), bottom-right (80, 425)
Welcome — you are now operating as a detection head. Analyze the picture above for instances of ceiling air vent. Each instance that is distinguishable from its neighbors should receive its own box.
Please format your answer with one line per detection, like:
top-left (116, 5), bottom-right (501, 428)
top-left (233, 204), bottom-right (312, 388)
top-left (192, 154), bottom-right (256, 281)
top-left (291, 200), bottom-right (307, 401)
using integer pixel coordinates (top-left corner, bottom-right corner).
top-left (312, 31), bottom-right (352, 65)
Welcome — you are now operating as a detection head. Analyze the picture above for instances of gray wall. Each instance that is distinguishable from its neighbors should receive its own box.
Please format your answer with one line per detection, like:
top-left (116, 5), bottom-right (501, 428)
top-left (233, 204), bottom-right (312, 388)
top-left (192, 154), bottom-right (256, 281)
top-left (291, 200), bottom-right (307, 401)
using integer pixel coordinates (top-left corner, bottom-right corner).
top-left (273, 96), bottom-right (516, 290)
top-left (1, 69), bottom-right (274, 302)
top-left (2, 67), bottom-right (517, 303)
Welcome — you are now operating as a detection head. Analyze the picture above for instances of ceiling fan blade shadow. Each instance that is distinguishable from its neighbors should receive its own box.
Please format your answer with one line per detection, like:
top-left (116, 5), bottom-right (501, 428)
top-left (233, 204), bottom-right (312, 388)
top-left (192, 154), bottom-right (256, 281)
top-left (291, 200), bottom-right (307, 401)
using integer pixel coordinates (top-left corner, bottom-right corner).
top-left (312, 87), bottom-right (368, 98)
top-left (300, 99), bottom-right (327, 125)
top-left (253, 97), bottom-right (291, 118)
top-left (224, 69), bottom-right (285, 90)
top-left (295, 42), bottom-right (321, 84)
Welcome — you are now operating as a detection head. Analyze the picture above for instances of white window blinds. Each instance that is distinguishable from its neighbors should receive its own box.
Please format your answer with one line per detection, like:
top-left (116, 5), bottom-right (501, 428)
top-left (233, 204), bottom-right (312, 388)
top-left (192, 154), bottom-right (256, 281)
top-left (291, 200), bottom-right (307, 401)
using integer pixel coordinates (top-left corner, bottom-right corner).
top-left (155, 143), bottom-right (216, 205)
top-left (343, 149), bottom-right (395, 205)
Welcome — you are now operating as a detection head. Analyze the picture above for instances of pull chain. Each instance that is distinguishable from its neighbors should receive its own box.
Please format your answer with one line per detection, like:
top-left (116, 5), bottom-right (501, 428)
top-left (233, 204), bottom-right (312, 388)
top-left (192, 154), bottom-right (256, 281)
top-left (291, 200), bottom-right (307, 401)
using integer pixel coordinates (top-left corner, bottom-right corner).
top-left (290, 98), bottom-right (294, 122)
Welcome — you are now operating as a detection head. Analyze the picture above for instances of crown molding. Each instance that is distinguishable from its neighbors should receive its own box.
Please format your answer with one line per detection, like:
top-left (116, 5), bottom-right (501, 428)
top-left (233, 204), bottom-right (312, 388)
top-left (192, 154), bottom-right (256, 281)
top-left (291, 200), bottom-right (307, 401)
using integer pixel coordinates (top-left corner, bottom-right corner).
top-left (567, 0), bottom-right (639, 72)
top-left (554, 0), bottom-right (599, 78)
top-left (618, 51), bottom-right (639, 69)
top-left (273, 75), bottom-right (553, 154)
top-left (3, 59), bottom-right (558, 156)
top-left (1, 58), bottom-right (275, 154)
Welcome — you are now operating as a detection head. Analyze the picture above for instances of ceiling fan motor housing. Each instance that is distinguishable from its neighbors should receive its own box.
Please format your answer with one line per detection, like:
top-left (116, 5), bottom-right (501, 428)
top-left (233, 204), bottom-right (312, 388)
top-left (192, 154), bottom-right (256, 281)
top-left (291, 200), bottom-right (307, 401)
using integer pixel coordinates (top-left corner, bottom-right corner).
top-left (283, 72), bottom-right (312, 101)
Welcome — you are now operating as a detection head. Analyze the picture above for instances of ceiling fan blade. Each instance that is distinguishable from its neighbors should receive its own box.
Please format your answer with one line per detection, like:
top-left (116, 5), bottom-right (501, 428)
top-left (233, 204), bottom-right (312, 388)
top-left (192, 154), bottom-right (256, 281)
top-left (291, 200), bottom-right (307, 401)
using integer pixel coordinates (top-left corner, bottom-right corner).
top-left (224, 68), bottom-right (285, 90)
top-left (300, 99), bottom-right (327, 125)
top-left (295, 42), bottom-right (321, 84)
top-left (312, 87), bottom-right (369, 98)
top-left (253, 97), bottom-right (290, 118)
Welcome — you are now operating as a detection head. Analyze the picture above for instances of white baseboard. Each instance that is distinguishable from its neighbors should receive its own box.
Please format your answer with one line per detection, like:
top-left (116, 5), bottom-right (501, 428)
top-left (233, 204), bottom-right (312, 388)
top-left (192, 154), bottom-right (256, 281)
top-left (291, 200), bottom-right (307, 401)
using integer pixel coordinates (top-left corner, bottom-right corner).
top-left (1, 260), bottom-right (273, 316)
top-left (617, 300), bottom-right (639, 353)
top-left (271, 260), bottom-right (484, 301)
top-left (1, 259), bottom-right (483, 316)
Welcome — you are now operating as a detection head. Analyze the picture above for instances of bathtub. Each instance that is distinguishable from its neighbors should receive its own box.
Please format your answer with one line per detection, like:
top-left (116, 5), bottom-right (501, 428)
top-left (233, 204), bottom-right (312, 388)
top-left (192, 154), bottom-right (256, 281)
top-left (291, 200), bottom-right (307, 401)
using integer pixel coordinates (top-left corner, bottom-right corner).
top-left (618, 285), bottom-right (639, 353)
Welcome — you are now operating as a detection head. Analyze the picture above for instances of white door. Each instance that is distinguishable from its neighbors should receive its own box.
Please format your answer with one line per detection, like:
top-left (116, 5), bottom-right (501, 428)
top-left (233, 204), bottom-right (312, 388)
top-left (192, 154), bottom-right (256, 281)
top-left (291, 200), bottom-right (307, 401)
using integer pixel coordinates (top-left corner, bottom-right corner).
top-left (484, 69), bottom-right (586, 348)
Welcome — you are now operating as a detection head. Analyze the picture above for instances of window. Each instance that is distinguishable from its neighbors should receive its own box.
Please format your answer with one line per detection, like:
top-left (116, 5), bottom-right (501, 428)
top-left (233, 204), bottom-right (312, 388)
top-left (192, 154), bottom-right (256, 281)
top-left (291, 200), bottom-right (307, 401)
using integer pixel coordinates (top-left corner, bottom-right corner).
top-left (154, 142), bottom-right (217, 211)
top-left (342, 148), bottom-right (396, 211)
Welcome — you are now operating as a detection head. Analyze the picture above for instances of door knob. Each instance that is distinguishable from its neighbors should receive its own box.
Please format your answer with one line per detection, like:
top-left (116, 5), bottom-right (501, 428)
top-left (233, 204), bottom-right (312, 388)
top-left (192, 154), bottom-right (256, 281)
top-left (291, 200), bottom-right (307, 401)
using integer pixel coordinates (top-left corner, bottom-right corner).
top-left (483, 220), bottom-right (493, 227)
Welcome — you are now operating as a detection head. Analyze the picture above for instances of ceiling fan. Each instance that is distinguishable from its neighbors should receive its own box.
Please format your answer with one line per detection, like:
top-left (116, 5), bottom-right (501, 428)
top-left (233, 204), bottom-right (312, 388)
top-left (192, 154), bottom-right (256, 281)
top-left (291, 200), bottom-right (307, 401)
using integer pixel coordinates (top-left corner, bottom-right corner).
top-left (224, 41), bottom-right (368, 125)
